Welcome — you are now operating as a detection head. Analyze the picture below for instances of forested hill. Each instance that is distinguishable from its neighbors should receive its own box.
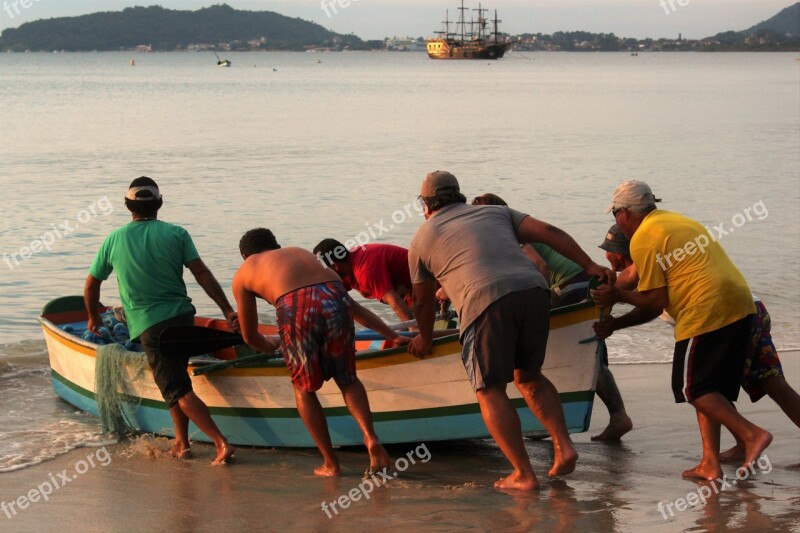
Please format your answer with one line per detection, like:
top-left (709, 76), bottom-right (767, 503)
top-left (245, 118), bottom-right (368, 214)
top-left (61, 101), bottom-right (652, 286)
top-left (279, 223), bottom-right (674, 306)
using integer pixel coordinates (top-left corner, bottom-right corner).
top-left (742, 2), bottom-right (800, 35)
top-left (0, 4), bottom-right (372, 52)
top-left (702, 2), bottom-right (800, 50)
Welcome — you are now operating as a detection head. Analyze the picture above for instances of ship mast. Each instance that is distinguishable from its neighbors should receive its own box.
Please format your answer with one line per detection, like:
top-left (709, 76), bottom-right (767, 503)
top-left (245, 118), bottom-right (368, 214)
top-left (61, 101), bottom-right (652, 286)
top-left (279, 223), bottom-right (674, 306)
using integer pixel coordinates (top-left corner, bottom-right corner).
top-left (435, 9), bottom-right (452, 40)
top-left (491, 9), bottom-right (502, 44)
top-left (474, 4), bottom-right (488, 42)
top-left (457, 0), bottom-right (467, 43)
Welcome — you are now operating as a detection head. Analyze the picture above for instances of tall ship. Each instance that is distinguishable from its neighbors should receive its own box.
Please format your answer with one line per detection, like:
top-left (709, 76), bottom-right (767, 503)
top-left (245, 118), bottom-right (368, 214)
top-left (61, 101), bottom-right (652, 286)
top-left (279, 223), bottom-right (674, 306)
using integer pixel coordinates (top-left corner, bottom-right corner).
top-left (426, 2), bottom-right (512, 60)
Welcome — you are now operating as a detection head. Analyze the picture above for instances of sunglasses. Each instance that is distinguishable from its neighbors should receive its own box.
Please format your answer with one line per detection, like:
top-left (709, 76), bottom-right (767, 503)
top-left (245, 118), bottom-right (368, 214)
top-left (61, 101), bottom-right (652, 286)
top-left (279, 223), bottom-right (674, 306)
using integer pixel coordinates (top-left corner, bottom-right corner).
top-left (612, 206), bottom-right (626, 217)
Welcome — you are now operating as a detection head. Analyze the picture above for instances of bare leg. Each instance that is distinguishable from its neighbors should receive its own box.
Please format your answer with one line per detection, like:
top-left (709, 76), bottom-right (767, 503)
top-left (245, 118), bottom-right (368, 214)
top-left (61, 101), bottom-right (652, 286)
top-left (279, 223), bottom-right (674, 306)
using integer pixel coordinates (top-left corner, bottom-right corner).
top-left (476, 384), bottom-right (539, 490)
top-left (168, 405), bottom-right (192, 458)
top-left (683, 410), bottom-right (723, 480)
top-left (338, 378), bottom-right (390, 472)
top-left (691, 392), bottom-right (772, 471)
top-left (514, 369), bottom-right (578, 476)
top-left (176, 391), bottom-right (235, 465)
top-left (293, 387), bottom-right (340, 476)
top-left (721, 375), bottom-right (799, 462)
top-left (762, 375), bottom-right (800, 428)
top-left (592, 365), bottom-right (633, 441)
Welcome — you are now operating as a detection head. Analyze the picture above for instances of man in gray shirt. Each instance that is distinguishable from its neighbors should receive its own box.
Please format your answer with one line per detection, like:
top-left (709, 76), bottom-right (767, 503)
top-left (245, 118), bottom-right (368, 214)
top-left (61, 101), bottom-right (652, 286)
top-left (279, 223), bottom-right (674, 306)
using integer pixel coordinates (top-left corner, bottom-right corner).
top-left (408, 171), bottom-right (612, 491)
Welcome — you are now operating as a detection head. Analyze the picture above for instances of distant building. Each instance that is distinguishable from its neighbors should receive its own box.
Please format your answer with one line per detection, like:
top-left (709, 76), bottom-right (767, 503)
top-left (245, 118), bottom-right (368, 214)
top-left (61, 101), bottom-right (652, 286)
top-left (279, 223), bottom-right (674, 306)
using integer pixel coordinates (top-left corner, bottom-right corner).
top-left (385, 36), bottom-right (425, 51)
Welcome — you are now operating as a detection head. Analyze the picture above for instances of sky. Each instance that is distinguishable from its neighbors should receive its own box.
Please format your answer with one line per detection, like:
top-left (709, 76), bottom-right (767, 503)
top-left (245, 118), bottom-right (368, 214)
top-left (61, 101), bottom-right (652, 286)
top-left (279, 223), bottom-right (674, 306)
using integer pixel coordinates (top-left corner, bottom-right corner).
top-left (0, 1), bottom-right (793, 40)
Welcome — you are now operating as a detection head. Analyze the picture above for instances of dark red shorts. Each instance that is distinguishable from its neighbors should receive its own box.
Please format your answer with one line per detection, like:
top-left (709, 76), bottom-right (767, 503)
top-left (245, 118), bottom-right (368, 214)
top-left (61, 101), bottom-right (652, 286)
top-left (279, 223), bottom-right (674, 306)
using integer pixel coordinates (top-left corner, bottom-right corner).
top-left (276, 282), bottom-right (356, 392)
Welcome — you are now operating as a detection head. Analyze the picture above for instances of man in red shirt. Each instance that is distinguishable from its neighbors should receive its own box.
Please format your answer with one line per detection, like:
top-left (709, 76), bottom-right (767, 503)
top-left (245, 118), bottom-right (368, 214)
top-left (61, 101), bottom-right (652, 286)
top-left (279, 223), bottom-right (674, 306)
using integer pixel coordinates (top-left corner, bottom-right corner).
top-left (314, 239), bottom-right (414, 322)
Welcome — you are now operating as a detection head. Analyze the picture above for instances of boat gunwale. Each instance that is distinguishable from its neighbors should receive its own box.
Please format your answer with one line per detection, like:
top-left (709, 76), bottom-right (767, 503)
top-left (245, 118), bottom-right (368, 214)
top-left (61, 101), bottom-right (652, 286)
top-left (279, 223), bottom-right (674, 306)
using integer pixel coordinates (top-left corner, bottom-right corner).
top-left (38, 297), bottom-right (598, 371)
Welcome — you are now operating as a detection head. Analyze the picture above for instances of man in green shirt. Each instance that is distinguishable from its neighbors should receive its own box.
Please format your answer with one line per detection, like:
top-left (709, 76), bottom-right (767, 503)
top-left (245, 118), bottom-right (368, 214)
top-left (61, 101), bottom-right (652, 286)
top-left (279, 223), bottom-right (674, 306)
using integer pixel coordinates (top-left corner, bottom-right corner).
top-left (84, 177), bottom-right (237, 465)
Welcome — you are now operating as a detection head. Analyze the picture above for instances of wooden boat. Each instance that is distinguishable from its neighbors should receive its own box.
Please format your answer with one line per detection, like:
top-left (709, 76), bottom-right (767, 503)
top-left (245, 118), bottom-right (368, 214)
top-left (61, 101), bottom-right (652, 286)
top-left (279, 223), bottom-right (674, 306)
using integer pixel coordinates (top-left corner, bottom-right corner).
top-left (426, 2), bottom-right (512, 60)
top-left (39, 295), bottom-right (600, 447)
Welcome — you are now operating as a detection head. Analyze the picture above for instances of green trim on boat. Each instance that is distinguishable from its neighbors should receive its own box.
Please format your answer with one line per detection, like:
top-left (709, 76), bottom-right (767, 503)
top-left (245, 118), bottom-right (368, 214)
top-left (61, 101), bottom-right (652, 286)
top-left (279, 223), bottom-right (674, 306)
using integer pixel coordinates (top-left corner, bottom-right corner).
top-left (41, 295), bottom-right (86, 315)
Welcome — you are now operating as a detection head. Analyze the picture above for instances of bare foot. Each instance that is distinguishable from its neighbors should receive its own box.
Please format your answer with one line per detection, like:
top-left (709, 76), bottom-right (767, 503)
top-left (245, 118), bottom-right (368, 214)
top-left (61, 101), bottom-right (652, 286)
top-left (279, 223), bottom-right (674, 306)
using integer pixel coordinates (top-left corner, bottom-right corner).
top-left (211, 443), bottom-right (236, 465)
top-left (314, 462), bottom-right (342, 477)
top-left (719, 444), bottom-right (745, 464)
top-left (168, 444), bottom-right (192, 460)
top-left (549, 445), bottom-right (579, 477)
top-left (682, 462), bottom-right (722, 481)
top-left (494, 472), bottom-right (540, 491)
top-left (591, 413), bottom-right (633, 441)
top-left (742, 430), bottom-right (772, 471)
top-left (366, 440), bottom-right (391, 474)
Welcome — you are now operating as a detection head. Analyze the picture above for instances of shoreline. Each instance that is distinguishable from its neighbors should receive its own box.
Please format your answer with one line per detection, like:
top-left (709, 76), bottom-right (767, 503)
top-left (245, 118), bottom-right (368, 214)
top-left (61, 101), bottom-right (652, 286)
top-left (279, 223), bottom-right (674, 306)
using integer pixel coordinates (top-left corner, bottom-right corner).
top-left (1, 359), bottom-right (797, 531)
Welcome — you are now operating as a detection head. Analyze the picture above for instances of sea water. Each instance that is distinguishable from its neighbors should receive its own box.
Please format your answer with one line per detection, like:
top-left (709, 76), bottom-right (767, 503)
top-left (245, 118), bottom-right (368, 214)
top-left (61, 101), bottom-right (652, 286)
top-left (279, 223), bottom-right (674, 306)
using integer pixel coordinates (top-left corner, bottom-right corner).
top-left (0, 52), bottom-right (798, 529)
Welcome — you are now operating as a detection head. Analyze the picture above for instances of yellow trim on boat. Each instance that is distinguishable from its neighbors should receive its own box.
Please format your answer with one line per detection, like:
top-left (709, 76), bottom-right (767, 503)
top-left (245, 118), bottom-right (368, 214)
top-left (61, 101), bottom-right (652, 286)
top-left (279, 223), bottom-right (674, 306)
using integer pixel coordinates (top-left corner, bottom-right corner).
top-left (41, 323), bottom-right (97, 357)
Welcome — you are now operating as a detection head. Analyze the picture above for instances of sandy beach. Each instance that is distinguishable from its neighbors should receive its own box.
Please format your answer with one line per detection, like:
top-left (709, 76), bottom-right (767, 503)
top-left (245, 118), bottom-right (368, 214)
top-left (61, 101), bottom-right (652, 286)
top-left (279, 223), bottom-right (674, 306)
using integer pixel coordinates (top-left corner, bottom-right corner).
top-left (1, 354), bottom-right (797, 532)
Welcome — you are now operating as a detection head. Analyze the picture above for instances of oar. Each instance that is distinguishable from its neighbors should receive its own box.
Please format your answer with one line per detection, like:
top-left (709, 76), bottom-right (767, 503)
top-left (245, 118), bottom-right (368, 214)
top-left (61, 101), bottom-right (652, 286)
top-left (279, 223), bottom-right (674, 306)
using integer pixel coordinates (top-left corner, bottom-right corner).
top-left (579, 276), bottom-right (612, 344)
top-left (159, 325), bottom-right (246, 358)
top-left (191, 352), bottom-right (280, 376)
top-left (162, 319), bottom-right (440, 359)
top-left (355, 330), bottom-right (416, 341)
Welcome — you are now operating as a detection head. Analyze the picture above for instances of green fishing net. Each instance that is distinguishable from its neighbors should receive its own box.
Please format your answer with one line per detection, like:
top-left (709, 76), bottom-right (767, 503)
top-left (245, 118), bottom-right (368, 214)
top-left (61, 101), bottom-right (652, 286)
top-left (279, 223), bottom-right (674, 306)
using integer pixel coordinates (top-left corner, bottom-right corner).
top-left (94, 344), bottom-right (149, 435)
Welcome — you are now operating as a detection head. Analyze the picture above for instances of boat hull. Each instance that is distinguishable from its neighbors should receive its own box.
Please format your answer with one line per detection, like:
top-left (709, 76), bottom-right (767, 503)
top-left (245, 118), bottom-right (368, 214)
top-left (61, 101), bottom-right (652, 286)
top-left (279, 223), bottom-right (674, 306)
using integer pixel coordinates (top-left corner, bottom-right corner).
top-left (40, 296), bottom-right (599, 447)
top-left (426, 39), bottom-right (510, 60)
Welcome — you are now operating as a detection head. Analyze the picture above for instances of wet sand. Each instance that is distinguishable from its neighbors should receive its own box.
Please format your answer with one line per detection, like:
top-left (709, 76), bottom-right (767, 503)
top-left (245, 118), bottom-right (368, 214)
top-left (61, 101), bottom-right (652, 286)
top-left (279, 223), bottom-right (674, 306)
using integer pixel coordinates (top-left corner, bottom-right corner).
top-left (1, 357), bottom-right (798, 532)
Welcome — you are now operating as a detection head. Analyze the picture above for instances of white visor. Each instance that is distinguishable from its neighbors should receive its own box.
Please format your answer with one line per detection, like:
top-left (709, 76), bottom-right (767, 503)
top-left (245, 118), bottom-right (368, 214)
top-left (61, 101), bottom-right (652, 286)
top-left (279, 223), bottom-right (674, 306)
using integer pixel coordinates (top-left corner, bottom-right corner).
top-left (126, 186), bottom-right (161, 201)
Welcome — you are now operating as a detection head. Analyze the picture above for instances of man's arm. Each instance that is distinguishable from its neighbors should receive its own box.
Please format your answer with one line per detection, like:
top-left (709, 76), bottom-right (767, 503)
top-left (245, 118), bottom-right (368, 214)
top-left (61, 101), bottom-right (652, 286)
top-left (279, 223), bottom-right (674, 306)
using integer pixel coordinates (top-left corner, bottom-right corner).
top-left (593, 306), bottom-right (663, 339)
top-left (521, 244), bottom-right (550, 280)
top-left (348, 297), bottom-right (408, 347)
top-left (232, 275), bottom-right (280, 355)
top-left (84, 275), bottom-right (104, 333)
top-left (187, 258), bottom-right (239, 332)
top-left (592, 284), bottom-right (669, 311)
top-left (408, 279), bottom-right (437, 358)
top-left (616, 264), bottom-right (639, 291)
top-left (516, 217), bottom-right (614, 282)
top-left (381, 289), bottom-right (414, 322)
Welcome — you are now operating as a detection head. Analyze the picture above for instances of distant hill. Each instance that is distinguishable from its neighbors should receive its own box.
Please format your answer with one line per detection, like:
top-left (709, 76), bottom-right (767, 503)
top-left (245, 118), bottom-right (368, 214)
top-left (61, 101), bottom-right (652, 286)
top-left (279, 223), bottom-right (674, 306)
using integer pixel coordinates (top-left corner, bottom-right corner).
top-left (703, 2), bottom-right (800, 49)
top-left (743, 2), bottom-right (800, 35)
top-left (0, 4), bottom-right (374, 52)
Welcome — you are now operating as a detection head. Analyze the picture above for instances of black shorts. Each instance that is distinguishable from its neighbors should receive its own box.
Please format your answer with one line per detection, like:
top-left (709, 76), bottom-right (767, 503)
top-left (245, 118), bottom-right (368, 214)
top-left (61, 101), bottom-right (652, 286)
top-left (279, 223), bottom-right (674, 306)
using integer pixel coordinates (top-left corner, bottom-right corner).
top-left (140, 312), bottom-right (195, 408)
top-left (460, 287), bottom-right (550, 391)
top-left (671, 315), bottom-right (753, 404)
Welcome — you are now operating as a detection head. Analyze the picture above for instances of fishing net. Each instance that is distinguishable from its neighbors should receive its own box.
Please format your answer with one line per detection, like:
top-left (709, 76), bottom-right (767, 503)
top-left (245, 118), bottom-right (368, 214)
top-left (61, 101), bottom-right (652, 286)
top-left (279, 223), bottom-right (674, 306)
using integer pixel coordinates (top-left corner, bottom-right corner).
top-left (94, 343), bottom-right (149, 435)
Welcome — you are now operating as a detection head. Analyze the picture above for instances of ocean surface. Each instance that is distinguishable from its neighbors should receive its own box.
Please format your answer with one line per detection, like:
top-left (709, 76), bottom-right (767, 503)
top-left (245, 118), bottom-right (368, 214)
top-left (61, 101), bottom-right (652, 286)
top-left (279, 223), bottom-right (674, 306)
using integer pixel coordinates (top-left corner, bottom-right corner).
top-left (0, 51), bottom-right (798, 530)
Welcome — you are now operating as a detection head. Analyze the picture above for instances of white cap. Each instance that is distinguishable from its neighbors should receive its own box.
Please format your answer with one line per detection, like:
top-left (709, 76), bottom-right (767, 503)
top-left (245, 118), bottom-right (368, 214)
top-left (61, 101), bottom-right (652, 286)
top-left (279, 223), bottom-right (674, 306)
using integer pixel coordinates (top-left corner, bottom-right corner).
top-left (605, 180), bottom-right (661, 213)
top-left (125, 185), bottom-right (161, 201)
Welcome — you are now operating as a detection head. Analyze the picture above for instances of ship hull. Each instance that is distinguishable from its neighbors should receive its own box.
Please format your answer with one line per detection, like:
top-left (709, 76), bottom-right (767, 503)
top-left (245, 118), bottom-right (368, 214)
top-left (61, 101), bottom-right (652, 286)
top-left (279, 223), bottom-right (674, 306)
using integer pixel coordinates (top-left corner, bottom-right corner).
top-left (426, 40), bottom-right (509, 60)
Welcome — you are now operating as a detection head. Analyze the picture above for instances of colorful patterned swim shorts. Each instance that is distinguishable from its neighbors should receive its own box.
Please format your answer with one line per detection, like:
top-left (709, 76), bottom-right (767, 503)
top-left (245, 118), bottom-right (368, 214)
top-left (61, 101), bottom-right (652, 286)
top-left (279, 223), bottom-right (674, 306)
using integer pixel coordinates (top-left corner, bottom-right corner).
top-left (742, 300), bottom-right (784, 402)
top-left (276, 281), bottom-right (356, 392)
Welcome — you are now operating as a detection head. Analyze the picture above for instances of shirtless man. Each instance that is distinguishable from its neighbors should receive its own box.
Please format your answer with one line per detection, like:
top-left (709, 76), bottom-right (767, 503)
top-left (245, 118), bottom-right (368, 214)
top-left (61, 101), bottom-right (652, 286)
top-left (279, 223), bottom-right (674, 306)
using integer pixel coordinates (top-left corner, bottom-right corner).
top-left (232, 228), bottom-right (408, 476)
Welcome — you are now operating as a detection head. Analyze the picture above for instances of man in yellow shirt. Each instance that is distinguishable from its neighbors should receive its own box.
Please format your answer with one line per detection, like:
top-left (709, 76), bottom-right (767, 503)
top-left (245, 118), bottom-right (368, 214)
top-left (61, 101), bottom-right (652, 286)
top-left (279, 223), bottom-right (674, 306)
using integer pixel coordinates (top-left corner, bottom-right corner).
top-left (592, 180), bottom-right (772, 481)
